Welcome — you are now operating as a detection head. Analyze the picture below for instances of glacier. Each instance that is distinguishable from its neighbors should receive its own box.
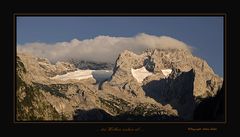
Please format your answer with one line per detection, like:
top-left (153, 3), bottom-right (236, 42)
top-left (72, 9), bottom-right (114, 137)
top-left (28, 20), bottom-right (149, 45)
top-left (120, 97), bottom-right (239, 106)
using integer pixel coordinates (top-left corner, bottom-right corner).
top-left (131, 66), bottom-right (153, 83)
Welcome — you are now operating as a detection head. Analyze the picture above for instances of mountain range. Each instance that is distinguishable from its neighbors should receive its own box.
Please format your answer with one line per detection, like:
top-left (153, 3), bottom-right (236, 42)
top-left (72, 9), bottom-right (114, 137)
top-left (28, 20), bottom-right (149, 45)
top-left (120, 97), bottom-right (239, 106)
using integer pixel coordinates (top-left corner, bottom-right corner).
top-left (16, 48), bottom-right (223, 121)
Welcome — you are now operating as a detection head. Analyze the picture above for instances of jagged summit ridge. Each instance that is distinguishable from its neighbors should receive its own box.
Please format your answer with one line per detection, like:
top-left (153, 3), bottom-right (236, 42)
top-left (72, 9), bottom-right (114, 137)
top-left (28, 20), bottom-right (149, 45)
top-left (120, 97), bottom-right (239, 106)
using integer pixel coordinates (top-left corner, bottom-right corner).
top-left (109, 48), bottom-right (221, 97)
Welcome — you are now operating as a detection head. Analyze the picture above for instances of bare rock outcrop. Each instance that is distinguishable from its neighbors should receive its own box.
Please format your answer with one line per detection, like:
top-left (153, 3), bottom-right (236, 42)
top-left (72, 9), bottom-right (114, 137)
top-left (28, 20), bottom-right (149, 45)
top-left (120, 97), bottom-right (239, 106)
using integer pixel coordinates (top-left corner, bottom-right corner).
top-left (105, 49), bottom-right (223, 119)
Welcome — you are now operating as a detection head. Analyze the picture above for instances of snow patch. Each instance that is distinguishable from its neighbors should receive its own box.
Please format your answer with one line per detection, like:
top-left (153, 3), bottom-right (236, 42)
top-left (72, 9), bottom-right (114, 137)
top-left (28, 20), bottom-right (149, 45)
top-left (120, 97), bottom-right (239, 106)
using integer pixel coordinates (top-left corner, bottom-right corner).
top-left (131, 67), bottom-right (153, 83)
top-left (51, 69), bottom-right (94, 81)
top-left (161, 69), bottom-right (172, 77)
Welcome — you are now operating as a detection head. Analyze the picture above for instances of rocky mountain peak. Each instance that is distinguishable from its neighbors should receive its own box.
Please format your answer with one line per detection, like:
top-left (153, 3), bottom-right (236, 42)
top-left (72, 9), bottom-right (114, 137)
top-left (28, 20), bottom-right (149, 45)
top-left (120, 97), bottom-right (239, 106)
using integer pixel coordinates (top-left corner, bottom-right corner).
top-left (106, 48), bottom-right (223, 119)
top-left (110, 48), bottom-right (221, 96)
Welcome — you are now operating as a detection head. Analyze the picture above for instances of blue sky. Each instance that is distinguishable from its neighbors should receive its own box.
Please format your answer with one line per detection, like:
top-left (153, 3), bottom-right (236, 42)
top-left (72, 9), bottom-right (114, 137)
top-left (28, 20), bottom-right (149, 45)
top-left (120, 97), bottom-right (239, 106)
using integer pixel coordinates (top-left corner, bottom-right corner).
top-left (17, 16), bottom-right (224, 76)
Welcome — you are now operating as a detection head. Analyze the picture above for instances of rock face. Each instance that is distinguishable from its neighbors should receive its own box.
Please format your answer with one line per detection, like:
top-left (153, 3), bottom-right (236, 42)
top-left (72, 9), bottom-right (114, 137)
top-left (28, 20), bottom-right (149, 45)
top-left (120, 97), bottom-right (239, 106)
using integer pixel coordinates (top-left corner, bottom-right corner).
top-left (107, 49), bottom-right (223, 119)
top-left (143, 69), bottom-right (195, 119)
top-left (17, 53), bottom-right (77, 84)
top-left (193, 81), bottom-right (225, 121)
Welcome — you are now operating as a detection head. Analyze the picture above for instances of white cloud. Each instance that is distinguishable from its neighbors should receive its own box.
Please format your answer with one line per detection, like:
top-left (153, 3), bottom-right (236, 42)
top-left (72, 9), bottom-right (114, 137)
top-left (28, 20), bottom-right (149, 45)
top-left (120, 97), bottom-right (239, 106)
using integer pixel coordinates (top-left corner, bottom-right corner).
top-left (17, 33), bottom-right (192, 63)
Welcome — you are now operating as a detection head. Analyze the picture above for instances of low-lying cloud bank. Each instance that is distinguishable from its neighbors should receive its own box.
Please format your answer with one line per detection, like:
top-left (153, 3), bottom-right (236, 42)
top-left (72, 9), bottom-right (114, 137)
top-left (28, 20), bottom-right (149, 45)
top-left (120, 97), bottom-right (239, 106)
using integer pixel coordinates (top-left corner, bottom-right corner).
top-left (17, 33), bottom-right (192, 63)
